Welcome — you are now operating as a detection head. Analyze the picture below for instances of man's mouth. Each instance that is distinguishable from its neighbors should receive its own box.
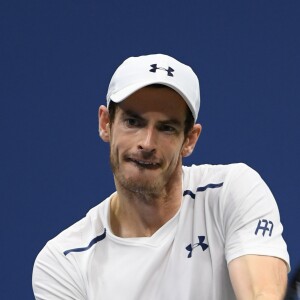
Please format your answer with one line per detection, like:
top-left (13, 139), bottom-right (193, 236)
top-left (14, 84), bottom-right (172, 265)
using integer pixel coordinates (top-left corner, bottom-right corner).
top-left (127, 158), bottom-right (160, 169)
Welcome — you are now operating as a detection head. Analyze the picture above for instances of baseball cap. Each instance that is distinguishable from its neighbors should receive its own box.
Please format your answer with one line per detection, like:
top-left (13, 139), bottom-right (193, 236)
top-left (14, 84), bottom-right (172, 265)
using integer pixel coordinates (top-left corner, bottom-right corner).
top-left (106, 54), bottom-right (200, 121)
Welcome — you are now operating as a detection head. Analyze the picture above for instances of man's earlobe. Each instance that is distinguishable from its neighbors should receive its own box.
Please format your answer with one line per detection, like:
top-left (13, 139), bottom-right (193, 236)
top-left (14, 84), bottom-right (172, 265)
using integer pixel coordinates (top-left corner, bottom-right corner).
top-left (182, 146), bottom-right (193, 157)
top-left (98, 105), bottom-right (110, 142)
top-left (181, 140), bottom-right (195, 157)
top-left (99, 127), bottom-right (110, 141)
top-left (181, 124), bottom-right (202, 157)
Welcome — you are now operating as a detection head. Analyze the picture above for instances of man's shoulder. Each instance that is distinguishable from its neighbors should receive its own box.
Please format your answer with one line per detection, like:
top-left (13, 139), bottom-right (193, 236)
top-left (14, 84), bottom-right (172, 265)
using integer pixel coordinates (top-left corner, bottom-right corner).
top-left (183, 162), bottom-right (255, 184)
top-left (45, 196), bottom-right (111, 255)
top-left (33, 196), bottom-right (112, 292)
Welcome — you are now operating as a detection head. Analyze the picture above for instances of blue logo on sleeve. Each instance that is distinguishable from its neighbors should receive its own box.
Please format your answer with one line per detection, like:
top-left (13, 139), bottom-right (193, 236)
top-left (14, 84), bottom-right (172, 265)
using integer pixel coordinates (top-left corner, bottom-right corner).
top-left (255, 219), bottom-right (274, 237)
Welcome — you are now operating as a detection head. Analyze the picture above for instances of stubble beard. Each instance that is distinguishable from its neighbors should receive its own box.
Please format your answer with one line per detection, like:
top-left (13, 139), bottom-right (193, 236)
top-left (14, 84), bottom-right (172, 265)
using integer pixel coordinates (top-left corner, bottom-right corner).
top-left (109, 150), bottom-right (178, 199)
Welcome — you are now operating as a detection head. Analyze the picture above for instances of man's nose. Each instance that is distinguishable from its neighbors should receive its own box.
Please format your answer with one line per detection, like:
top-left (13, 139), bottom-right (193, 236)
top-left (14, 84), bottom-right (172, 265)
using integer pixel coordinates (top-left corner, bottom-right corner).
top-left (137, 127), bottom-right (157, 153)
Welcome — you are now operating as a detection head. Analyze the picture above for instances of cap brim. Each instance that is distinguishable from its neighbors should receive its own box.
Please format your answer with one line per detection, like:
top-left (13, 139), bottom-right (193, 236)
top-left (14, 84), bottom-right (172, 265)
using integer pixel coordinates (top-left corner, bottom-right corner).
top-left (110, 81), bottom-right (163, 103)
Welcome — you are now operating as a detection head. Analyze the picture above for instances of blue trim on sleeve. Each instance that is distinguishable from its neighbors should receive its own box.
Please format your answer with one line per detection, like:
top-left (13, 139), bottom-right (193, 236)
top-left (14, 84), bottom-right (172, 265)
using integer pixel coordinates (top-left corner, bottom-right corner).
top-left (183, 182), bottom-right (223, 199)
top-left (63, 228), bottom-right (107, 256)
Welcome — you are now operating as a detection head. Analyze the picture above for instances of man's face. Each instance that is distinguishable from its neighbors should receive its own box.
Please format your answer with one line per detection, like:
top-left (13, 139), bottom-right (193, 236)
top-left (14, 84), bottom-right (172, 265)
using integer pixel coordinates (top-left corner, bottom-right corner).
top-left (108, 86), bottom-right (189, 196)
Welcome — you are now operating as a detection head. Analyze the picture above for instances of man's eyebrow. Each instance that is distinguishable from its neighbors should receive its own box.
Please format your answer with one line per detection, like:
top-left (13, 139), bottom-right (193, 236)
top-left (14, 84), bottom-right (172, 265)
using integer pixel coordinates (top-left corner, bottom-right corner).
top-left (159, 119), bottom-right (182, 126)
top-left (121, 109), bottom-right (145, 120)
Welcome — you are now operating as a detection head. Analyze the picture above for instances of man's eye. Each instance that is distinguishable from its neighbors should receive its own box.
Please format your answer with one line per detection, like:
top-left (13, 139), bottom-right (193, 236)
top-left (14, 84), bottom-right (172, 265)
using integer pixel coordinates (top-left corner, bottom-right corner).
top-left (125, 118), bottom-right (139, 127)
top-left (160, 125), bottom-right (176, 132)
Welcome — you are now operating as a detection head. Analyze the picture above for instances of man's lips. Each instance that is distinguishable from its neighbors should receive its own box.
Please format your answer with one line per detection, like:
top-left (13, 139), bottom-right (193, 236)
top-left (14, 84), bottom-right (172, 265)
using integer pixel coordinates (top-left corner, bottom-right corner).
top-left (125, 157), bottom-right (161, 169)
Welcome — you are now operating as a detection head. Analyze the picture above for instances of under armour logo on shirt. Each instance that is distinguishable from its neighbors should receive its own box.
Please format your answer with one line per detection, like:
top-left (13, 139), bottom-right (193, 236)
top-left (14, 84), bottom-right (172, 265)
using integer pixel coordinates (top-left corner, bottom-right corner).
top-left (186, 236), bottom-right (209, 258)
top-left (149, 64), bottom-right (174, 77)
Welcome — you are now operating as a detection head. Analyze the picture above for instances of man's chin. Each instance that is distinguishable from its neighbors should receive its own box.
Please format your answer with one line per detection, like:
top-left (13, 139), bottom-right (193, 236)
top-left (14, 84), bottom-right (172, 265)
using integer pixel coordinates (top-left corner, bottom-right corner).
top-left (118, 175), bottom-right (163, 195)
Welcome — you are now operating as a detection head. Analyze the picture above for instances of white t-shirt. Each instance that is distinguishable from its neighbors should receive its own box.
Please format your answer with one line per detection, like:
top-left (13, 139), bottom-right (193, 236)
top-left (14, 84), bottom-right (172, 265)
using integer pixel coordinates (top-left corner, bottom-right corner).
top-left (32, 163), bottom-right (290, 300)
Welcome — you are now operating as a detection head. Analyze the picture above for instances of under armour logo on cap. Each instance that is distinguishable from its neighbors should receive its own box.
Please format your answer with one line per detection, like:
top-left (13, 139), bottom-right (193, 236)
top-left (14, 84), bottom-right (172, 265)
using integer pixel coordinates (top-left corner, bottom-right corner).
top-left (149, 64), bottom-right (174, 77)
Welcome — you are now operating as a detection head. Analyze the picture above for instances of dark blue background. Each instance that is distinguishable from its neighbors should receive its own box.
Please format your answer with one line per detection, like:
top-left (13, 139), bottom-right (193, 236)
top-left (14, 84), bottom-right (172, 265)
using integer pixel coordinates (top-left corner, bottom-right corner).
top-left (1, 1), bottom-right (299, 298)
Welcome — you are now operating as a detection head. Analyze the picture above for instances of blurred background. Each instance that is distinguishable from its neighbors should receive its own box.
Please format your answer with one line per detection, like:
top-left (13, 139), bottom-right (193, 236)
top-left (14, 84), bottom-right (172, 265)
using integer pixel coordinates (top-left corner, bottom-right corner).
top-left (1, 0), bottom-right (299, 298)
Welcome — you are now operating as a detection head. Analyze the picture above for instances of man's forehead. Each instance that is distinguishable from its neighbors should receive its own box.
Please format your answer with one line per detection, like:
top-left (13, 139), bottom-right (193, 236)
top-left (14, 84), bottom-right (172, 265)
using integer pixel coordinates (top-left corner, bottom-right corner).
top-left (118, 87), bottom-right (187, 113)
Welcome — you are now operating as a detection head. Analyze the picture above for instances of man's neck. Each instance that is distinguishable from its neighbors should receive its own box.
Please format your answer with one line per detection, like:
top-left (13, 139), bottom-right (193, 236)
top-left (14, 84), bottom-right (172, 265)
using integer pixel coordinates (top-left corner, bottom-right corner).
top-left (110, 171), bottom-right (183, 238)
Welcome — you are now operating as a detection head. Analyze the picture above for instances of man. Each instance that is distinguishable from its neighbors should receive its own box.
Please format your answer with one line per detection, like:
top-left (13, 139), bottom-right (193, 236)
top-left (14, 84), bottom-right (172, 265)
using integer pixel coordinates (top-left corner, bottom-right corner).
top-left (32, 54), bottom-right (289, 299)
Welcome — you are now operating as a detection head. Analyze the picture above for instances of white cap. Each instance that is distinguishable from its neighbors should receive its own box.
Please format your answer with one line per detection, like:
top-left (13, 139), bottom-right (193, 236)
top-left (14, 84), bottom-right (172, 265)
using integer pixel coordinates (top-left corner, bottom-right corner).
top-left (106, 54), bottom-right (200, 121)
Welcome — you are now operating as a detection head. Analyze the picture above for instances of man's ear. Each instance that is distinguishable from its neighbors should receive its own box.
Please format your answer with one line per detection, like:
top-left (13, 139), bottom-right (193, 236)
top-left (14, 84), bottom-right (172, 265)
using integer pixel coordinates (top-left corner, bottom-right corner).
top-left (181, 124), bottom-right (202, 157)
top-left (98, 105), bottom-right (110, 142)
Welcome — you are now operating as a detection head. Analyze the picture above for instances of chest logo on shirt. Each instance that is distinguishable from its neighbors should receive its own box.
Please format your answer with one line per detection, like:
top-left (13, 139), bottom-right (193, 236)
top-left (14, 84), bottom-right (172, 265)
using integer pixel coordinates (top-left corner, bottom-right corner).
top-left (255, 219), bottom-right (274, 237)
top-left (186, 236), bottom-right (209, 258)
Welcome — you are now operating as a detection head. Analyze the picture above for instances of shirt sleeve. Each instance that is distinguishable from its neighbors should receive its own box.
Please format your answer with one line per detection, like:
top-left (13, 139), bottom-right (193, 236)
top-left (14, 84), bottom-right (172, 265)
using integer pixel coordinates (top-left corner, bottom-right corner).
top-left (222, 164), bottom-right (290, 270)
top-left (32, 241), bottom-right (86, 300)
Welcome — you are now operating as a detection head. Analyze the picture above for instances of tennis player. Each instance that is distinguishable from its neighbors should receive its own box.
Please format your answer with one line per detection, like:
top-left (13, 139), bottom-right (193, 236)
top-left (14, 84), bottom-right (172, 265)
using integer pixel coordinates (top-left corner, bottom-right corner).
top-left (32, 54), bottom-right (289, 299)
